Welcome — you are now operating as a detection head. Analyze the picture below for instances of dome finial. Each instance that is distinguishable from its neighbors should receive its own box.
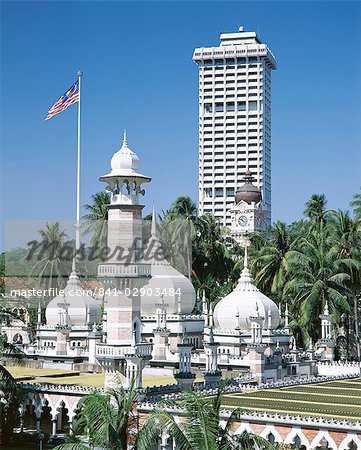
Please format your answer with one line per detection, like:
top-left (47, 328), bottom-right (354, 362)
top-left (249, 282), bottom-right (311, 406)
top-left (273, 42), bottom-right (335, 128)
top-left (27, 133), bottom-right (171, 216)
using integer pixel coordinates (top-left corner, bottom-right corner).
top-left (123, 129), bottom-right (127, 147)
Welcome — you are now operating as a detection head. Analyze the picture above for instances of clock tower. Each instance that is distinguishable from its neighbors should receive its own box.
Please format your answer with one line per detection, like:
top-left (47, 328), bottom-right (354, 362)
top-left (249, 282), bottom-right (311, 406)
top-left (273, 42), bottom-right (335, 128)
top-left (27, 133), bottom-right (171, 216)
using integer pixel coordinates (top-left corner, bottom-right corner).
top-left (230, 170), bottom-right (266, 245)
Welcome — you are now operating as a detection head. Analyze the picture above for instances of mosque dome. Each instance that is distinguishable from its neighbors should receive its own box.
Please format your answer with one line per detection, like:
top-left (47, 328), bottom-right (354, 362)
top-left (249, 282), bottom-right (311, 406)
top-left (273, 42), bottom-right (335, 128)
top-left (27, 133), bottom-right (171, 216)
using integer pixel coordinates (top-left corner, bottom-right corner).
top-left (213, 248), bottom-right (280, 331)
top-left (235, 170), bottom-right (262, 205)
top-left (45, 269), bottom-right (101, 327)
top-left (141, 208), bottom-right (196, 315)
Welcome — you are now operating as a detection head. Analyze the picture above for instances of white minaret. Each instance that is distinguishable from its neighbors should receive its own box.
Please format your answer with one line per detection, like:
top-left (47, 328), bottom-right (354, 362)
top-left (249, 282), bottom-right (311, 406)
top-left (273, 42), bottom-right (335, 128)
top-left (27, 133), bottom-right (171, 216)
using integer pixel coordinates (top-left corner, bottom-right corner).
top-left (267, 303), bottom-right (272, 330)
top-left (37, 303), bottom-right (42, 326)
top-left (175, 328), bottom-right (195, 390)
top-left (153, 297), bottom-right (170, 361)
top-left (202, 291), bottom-right (207, 315)
top-left (317, 301), bottom-right (335, 362)
top-left (97, 131), bottom-right (153, 389)
top-left (193, 26), bottom-right (276, 228)
top-left (203, 326), bottom-right (221, 387)
top-left (320, 301), bottom-right (333, 340)
top-left (284, 303), bottom-right (289, 333)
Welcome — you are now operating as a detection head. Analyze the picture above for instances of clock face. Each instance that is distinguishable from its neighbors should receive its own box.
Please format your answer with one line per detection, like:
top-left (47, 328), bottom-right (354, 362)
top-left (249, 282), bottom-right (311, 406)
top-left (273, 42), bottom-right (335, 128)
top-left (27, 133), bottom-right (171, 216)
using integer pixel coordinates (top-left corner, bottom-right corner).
top-left (238, 215), bottom-right (248, 227)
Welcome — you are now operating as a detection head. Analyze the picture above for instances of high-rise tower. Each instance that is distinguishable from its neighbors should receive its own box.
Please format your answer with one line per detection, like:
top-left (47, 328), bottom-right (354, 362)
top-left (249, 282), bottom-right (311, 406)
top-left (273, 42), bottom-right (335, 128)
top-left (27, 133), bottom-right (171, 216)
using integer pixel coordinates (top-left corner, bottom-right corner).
top-left (193, 26), bottom-right (276, 228)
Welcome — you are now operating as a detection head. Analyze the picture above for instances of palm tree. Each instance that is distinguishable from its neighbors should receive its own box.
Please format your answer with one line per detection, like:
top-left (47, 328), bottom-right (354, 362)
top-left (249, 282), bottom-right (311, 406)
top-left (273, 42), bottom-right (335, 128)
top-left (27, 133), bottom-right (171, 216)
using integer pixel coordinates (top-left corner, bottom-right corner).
top-left (83, 191), bottom-right (110, 251)
top-left (252, 222), bottom-right (292, 299)
top-left (192, 214), bottom-right (236, 306)
top-left (284, 228), bottom-right (352, 344)
top-left (54, 378), bottom-right (139, 450)
top-left (137, 384), bottom-right (275, 450)
top-left (28, 222), bottom-right (71, 294)
top-left (350, 188), bottom-right (361, 223)
top-left (303, 193), bottom-right (332, 229)
top-left (167, 195), bottom-right (198, 221)
top-left (329, 210), bottom-right (361, 359)
top-left (164, 196), bottom-right (198, 279)
top-left (303, 193), bottom-right (326, 221)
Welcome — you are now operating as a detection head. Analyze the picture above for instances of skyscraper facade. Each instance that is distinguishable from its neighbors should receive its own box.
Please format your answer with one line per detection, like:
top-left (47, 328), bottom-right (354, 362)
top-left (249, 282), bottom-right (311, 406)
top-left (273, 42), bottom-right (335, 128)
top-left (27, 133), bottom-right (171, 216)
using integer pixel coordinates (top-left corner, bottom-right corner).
top-left (193, 26), bottom-right (276, 229)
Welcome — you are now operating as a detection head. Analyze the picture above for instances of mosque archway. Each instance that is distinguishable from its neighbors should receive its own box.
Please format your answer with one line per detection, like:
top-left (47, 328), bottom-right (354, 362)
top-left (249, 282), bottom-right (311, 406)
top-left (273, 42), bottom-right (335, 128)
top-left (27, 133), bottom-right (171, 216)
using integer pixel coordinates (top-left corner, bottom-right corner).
top-left (41, 400), bottom-right (53, 434)
top-left (56, 400), bottom-right (71, 434)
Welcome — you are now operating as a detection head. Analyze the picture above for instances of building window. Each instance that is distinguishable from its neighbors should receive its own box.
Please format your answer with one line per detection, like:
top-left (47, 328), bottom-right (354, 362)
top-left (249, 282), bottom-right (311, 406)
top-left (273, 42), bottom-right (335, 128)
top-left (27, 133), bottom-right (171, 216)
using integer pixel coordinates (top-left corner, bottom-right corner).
top-left (249, 101), bottom-right (258, 111)
top-left (238, 101), bottom-right (246, 111)
top-left (226, 102), bottom-right (235, 112)
top-left (215, 103), bottom-right (224, 112)
top-left (204, 103), bottom-right (212, 113)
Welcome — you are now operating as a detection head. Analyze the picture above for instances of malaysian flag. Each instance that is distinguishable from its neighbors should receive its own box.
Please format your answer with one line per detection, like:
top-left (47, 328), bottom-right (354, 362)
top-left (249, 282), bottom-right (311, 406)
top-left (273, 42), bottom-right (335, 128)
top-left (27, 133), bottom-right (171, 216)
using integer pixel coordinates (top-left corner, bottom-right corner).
top-left (45, 80), bottom-right (80, 121)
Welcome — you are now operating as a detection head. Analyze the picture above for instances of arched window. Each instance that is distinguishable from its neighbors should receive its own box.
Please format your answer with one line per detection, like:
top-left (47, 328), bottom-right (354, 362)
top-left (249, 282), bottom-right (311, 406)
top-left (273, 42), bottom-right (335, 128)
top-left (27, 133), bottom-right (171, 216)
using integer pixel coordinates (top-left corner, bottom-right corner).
top-left (13, 334), bottom-right (23, 344)
top-left (292, 435), bottom-right (306, 450)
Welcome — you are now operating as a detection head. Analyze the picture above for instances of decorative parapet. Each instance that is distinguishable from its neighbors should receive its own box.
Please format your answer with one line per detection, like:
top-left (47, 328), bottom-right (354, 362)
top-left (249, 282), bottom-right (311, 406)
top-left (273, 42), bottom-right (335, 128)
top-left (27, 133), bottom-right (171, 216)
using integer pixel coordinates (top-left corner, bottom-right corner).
top-left (19, 382), bottom-right (104, 395)
top-left (316, 360), bottom-right (361, 376)
top-left (317, 361), bottom-right (361, 367)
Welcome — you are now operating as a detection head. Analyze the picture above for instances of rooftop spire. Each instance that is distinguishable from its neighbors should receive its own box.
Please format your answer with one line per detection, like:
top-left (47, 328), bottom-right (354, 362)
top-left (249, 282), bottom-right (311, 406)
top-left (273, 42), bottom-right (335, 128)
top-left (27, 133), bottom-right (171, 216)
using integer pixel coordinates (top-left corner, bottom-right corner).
top-left (324, 301), bottom-right (329, 315)
top-left (183, 326), bottom-right (188, 343)
top-left (71, 256), bottom-right (76, 274)
top-left (151, 204), bottom-right (157, 236)
top-left (123, 129), bottom-right (127, 147)
top-left (244, 244), bottom-right (248, 268)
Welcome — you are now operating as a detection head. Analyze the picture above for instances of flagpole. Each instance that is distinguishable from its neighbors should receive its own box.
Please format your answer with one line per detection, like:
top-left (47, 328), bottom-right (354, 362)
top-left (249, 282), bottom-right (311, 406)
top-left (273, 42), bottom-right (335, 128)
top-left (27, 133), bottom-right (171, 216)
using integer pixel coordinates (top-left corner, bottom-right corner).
top-left (75, 69), bottom-right (83, 264)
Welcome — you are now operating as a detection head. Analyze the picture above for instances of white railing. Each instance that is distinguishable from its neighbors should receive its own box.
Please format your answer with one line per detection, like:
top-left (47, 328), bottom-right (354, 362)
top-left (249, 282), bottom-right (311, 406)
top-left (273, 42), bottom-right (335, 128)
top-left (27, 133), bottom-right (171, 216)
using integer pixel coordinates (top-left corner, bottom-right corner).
top-left (135, 342), bottom-right (153, 357)
top-left (96, 345), bottom-right (131, 357)
top-left (96, 342), bottom-right (152, 358)
top-left (98, 263), bottom-right (151, 277)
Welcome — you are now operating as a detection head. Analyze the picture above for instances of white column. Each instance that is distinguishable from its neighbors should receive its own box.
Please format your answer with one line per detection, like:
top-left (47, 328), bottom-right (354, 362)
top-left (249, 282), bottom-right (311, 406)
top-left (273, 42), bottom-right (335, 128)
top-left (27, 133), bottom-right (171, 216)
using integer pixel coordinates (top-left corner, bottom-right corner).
top-left (52, 418), bottom-right (57, 436)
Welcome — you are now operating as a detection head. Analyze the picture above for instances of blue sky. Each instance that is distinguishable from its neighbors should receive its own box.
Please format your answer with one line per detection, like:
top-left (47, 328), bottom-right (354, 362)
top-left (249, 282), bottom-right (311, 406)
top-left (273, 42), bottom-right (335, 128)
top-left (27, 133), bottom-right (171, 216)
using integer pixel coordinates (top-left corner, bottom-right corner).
top-left (1, 1), bottom-right (361, 249)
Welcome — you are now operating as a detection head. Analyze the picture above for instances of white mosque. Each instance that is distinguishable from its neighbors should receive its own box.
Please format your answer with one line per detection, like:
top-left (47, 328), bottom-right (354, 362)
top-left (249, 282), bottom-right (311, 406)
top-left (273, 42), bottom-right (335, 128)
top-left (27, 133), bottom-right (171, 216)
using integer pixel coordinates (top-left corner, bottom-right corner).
top-left (10, 133), bottom-right (336, 389)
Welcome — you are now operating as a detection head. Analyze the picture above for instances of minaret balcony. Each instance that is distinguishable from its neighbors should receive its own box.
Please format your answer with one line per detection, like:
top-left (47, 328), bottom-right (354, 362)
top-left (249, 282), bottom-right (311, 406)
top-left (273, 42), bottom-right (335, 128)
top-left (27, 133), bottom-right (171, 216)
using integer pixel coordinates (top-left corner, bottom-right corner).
top-left (95, 342), bottom-right (152, 359)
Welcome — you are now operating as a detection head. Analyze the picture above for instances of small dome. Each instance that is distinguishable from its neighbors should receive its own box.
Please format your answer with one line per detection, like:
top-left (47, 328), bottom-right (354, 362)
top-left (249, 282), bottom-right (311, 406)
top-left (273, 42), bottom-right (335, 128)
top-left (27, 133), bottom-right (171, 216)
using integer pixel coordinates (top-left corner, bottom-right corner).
top-left (213, 248), bottom-right (280, 331)
top-left (110, 131), bottom-right (140, 174)
top-left (99, 130), bottom-right (151, 183)
top-left (141, 264), bottom-right (196, 315)
top-left (235, 170), bottom-right (262, 205)
top-left (45, 270), bottom-right (101, 327)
